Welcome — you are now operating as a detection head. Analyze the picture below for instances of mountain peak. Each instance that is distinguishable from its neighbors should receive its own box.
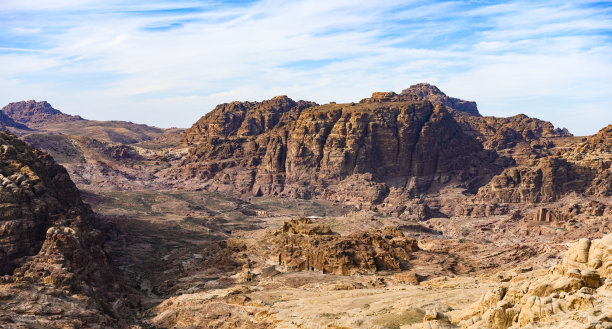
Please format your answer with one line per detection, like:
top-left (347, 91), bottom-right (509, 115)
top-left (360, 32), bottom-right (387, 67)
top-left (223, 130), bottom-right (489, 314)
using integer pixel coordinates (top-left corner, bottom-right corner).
top-left (1, 100), bottom-right (83, 127)
top-left (400, 83), bottom-right (480, 116)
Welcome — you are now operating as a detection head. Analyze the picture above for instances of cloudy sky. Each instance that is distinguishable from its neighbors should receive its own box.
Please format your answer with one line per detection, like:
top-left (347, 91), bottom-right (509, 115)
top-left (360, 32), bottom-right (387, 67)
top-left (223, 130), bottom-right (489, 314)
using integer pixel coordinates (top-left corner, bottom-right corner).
top-left (1, 0), bottom-right (611, 135)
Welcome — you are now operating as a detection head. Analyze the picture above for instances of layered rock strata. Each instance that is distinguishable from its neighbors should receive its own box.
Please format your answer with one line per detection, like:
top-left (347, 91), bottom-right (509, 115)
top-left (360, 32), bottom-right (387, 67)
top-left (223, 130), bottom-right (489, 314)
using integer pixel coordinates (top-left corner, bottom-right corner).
top-left (271, 220), bottom-right (419, 275)
top-left (477, 125), bottom-right (612, 203)
top-left (180, 95), bottom-right (506, 206)
top-left (0, 131), bottom-right (126, 327)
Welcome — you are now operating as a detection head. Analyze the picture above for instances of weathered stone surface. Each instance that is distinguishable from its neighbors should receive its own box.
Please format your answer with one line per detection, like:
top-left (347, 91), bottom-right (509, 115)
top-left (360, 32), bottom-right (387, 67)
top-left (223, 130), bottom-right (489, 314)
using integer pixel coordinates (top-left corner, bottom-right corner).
top-left (182, 95), bottom-right (316, 145)
top-left (400, 83), bottom-right (480, 116)
top-left (476, 125), bottom-right (612, 203)
top-left (0, 111), bottom-right (29, 131)
top-left (0, 131), bottom-right (84, 274)
top-left (454, 113), bottom-right (571, 151)
top-left (272, 223), bottom-right (419, 275)
top-left (453, 234), bottom-right (612, 329)
top-left (180, 95), bottom-right (506, 207)
top-left (0, 131), bottom-right (128, 327)
top-left (533, 208), bottom-right (568, 222)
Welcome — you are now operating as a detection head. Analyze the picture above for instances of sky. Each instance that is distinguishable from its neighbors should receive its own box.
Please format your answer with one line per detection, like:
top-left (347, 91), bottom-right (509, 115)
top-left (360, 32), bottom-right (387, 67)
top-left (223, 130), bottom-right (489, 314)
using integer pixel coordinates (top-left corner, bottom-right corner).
top-left (1, 0), bottom-right (611, 135)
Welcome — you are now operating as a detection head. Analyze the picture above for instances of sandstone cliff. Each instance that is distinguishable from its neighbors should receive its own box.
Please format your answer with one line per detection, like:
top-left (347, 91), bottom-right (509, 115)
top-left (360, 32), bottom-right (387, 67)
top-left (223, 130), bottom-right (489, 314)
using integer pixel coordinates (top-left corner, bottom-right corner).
top-left (271, 219), bottom-right (419, 275)
top-left (449, 234), bottom-right (612, 329)
top-left (477, 125), bottom-right (611, 203)
top-left (180, 95), bottom-right (507, 206)
top-left (0, 131), bottom-right (127, 327)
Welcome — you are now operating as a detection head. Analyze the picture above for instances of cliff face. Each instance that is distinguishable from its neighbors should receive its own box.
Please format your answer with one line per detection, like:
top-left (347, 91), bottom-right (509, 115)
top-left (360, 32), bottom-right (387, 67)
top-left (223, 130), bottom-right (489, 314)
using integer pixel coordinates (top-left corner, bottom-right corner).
top-left (349, 84), bottom-right (571, 165)
top-left (183, 95), bottom-right (317, 144)
top-left (0, 131), bottom-right (85, 274)
top-left (0, 131), bottom-right (124, 327)
top-left (180, 95), bottom-right (506, 206)
top-left (477, 125), bottom-right (612, 203)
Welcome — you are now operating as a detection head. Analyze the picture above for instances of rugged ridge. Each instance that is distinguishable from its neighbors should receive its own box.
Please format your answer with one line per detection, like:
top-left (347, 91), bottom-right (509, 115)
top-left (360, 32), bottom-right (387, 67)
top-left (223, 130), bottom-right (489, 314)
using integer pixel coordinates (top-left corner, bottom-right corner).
top-left (1, 100), bottom-right (83, 127)
top-left (0, 111), bottom-right (29, 131)
top-left (0, 131), bottom-right (126, 327)
top-left (183, 95), bottom-right (317, 144)
top-left (399, 83), bottom-right (481, 116)
top-left (477, 124), bottom-right (612, 203)
top-left (359, 83), bottom-right (481, 116)
top-left (180, 96), bottom-right (507, 206)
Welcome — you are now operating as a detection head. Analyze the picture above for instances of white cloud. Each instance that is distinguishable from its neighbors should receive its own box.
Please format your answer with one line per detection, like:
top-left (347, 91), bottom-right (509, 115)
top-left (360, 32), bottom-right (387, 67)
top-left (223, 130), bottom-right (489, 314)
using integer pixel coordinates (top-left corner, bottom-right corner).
top-left (0, 0), bottom-right (610, 135)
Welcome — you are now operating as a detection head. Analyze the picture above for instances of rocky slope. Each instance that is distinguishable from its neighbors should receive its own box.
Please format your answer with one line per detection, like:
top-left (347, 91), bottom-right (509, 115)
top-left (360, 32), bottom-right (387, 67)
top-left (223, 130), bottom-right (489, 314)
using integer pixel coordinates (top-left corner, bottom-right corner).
top-left (409, 234), bottom-right (612, 329)
top-left (180, 95), bottom-right (507, 207)
top-left (0, 131), bottom-right (129, 327)
top-left (0, 100), bottom-right (185, 191)
top-left (2, 100), bottom-right (83, 127)
top-left (361, 84), bottom-right (571, 163)
top-left (477, 124), bottom-right (612, 203)
top-left (0, 111), bottom-right (29, 131)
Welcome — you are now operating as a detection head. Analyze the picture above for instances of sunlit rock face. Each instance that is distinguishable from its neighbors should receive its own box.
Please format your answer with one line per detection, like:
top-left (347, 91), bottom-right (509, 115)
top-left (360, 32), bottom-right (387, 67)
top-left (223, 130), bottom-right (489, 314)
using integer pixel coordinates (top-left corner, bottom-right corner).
top-left (180, 94), bottom-right (505, 206)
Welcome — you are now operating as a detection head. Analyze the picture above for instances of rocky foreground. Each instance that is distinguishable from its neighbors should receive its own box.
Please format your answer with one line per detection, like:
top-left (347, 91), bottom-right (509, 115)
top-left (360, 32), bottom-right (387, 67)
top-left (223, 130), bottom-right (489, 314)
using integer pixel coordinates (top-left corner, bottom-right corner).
top-left (0, 84), bottom-right (609, 328)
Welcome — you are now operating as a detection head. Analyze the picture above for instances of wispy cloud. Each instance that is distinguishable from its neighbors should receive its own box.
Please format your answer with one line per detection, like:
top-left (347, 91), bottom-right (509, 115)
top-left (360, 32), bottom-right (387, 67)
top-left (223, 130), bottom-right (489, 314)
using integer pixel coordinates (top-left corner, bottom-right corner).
top-left (0, 0), bottom-right (611, 134)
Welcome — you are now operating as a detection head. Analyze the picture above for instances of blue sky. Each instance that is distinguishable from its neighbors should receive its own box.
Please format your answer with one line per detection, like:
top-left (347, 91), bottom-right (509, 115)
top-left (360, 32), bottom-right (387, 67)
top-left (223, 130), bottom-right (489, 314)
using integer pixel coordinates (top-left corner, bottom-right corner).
top-left (1, 0), bottom-right (611, 135)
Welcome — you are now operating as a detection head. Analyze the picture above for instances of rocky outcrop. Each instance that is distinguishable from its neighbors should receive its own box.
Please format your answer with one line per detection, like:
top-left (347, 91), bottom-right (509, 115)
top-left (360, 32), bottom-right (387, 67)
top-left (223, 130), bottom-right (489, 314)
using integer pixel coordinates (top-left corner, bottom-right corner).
top-left (0, 131), bottom-right (127, 327)
top-left (182, 95), bottom-right (317, 145)
top-left (451, 112), bottom-right (571, 167)
top-left (399, 83), bottom-right (480, 116)
top-left (103, 144), bottom-right (142, 160)
top-left (361, 84), bottom-right (571, 161)
top-left (476, 125), bottom-right (612, 203)
top-left (1, 100), bottom-right (83, 127)
top-left (0, 132), bottom-right (85, 274)
top-left (446, 234), bottom-right (612, 329)
top-left (359, 83), bottom-right (480, 117)
top-left (180, 95), bottom-right (506, 207)
top-left (272, 222), bottom-right (419, 275)
top-left (532, 208), bottom-right (568, 223)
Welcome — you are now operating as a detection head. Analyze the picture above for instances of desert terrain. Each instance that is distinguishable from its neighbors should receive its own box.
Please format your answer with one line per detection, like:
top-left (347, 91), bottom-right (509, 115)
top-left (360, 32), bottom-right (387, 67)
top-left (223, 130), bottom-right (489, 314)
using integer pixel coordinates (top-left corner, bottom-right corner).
top-left (0, 84), bottom-right (610, 329)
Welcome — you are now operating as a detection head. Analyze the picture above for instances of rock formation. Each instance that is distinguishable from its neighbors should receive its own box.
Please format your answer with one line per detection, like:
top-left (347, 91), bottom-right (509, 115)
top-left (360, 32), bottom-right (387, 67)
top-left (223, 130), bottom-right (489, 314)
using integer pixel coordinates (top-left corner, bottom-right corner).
top-left (398, 83), bottom-right (481, 116)
top-left (476, 125), bottom-right (612, 203)
top-left (180, 94), bottom-right (507, 207)
top-left (271, 221), bottom-right (419, 275)
top-left (0, 110), bottom-right (29, 131)
top-left (451, 234), bottom-right (612, 329)
top-left (0, 131), bottom-right (127, 327)
top-left (1, 100), bottom-right (83, 127)
top-left (453, 113), bottom-right (571, 154)
top-left (0, 132), bottom-right (86, 274)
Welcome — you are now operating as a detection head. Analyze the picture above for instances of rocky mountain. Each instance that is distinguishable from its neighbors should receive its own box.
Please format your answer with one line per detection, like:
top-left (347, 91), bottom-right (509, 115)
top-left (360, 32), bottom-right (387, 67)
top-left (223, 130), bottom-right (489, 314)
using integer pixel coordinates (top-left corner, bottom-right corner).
top-left (477, 124), bottom-right (612, 203)
top-left (0, 85), bottom-right (608, 329)
top-left (0, 131), bottom-right (129, 327)
top-left (1, 100), bottom-right (83, 127)
top-left (398, 83), bottom-right (481, 116)
top-left (179, 95), bottom-right (507, 207)
top-left (183, 95), bottom-right (317, 145)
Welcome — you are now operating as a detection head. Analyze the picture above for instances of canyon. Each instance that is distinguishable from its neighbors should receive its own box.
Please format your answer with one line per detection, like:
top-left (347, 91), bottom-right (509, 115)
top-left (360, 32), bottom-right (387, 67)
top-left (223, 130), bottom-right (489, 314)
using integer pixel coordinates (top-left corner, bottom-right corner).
top-left (0, 83), bottom-right (610, 329)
